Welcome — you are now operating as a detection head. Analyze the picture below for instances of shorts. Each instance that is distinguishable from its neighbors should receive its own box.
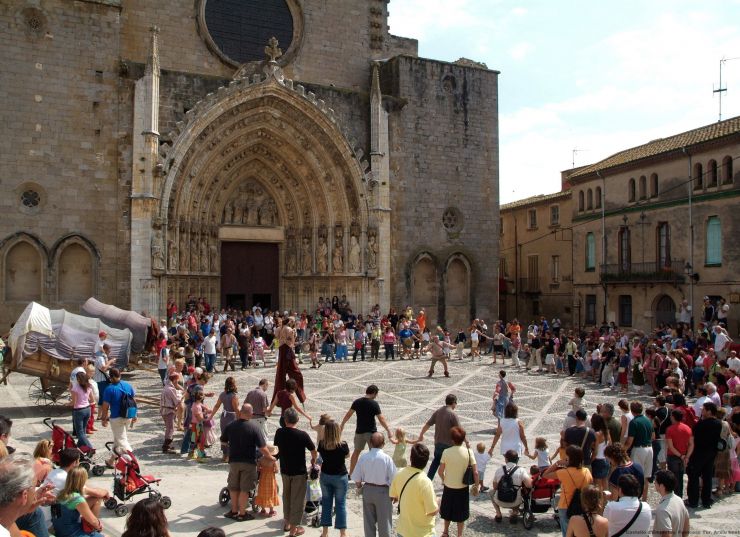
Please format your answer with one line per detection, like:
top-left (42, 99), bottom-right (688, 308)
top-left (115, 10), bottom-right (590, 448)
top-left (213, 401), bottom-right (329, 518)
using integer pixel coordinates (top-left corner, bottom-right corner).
top-left (656, 438), bottom-right (667, 464)
top-left (354, 432), bottom-right (374, 451)
top-left (545, 354), bottom-right (555, 365)
top-left (471, 340), bottom-right (479, 349)
top-left (493, 345), bottom-right (504, 353)
top-left (402, 338), bottom-right (413, 349)
top-left (223, 347), bottom-right (234, 357)
top-left (591, 458), bottom-right (610, 479)
top-left (631, 446), bottom-right (653, 478)
top-left (227, 462), bottom-right (257, 492)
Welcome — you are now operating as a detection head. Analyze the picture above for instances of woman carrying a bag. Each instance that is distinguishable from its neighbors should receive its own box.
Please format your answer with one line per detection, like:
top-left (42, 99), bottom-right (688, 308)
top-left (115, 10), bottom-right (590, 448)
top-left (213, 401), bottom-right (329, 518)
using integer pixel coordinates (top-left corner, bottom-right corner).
top-left (542, 445), bottom-right (592, 537)
top-left (437, 426), bottom-right (479, 537)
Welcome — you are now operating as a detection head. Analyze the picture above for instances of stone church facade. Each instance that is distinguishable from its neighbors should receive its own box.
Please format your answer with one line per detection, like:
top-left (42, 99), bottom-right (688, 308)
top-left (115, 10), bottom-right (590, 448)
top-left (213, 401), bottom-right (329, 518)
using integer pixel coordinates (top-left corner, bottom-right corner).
top-left (0, 0), bottom-right (500, 331)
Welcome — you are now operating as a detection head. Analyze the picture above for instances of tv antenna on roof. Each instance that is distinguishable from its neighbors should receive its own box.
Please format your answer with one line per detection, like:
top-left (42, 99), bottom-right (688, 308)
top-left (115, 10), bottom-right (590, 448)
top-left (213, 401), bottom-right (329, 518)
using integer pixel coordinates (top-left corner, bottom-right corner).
top-left (572, 148), bottom-right (588, 169)
top-left (714, 56), bottom-right (740, 122)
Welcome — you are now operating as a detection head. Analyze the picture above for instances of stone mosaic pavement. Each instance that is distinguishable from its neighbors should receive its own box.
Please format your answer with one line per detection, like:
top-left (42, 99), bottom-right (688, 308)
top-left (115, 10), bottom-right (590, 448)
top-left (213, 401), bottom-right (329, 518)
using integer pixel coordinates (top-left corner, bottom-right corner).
top-left (2, 351), bottom-right (738, 537)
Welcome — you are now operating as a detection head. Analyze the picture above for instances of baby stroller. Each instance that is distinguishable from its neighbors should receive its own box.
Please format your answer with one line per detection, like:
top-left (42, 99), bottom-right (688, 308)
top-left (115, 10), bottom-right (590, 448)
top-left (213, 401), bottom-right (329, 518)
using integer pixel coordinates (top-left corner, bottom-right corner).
top-left (520, 474), bottom-right (561, 530)
top-left (303, 464), bottom-right (322, 528)
top-left (103, 443), bottom-right (171, 517)
top-left (217, 469), bottom-right (260, 512)
top-left (43, 417), bottom-right (106, 477)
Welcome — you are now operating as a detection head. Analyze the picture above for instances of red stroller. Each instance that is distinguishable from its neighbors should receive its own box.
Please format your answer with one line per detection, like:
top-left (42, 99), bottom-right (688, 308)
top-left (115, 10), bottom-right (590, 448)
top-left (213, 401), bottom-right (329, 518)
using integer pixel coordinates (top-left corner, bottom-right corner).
top-left (103, 443), bottom-right (171, 517)
top-left (43, 417), bottom-right (106, 476)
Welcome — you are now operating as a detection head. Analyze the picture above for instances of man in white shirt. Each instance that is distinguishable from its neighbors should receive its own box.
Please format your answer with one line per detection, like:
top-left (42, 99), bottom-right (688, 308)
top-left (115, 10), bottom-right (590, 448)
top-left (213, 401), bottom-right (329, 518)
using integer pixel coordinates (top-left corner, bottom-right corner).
top-left (351, 432), bottom-right (396, 537)
top-left (713, 325), bottom-right (731, 361)
top-left (491, 450), bottom-right (532, 522)
top-left (652, 469), bottom-right (689, 537)
top-left (68, 357), bottom-right (88, 389)
top-left (203, 331), bottom-right (218, 373)
top-left (604, 474), bottom-right (652, 537)
top-left (728, 351), bottom-right (740, 374)
top-left (692, 387), bottom-right (710, 417)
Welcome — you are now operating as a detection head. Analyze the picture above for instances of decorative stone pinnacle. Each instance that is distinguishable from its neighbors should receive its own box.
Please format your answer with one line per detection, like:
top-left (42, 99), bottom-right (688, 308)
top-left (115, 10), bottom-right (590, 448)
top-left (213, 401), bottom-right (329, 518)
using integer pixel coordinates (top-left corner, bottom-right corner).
top-left (265, 37), bottom-right (283, 63)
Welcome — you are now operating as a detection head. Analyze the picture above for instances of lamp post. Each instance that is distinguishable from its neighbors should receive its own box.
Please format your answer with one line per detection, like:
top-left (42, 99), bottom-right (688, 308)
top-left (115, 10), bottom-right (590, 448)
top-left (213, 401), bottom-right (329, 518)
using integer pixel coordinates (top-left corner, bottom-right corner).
top-left (684, 262), bottom-right (694, 329)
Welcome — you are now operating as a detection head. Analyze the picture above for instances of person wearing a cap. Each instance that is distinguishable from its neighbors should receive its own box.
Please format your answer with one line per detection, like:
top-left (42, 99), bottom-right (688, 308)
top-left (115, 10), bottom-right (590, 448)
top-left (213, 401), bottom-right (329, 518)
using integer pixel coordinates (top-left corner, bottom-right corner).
top-left (94, 331), bottom-right (107, 355)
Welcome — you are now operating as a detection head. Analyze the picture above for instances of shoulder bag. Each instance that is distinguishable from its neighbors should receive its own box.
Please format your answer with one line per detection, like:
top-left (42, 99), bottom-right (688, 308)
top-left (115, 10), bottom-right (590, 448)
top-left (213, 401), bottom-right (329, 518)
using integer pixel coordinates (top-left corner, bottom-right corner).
top-left (396, 471), bottom-right (419, 514)
top-left (612, 501), bottom-right (643, 537)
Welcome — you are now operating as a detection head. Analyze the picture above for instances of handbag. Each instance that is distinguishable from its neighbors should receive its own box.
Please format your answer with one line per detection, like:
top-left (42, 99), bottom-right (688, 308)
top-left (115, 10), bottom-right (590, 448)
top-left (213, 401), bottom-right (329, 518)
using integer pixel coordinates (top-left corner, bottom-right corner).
top-left (462, 448), bottom-right (475, 486)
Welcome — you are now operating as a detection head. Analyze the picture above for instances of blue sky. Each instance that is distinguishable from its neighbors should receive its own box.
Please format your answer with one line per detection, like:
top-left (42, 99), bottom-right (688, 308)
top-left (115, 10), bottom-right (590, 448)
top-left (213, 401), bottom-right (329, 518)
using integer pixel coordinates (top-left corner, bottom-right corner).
top-left (389, 0), bottom-right (740, 203)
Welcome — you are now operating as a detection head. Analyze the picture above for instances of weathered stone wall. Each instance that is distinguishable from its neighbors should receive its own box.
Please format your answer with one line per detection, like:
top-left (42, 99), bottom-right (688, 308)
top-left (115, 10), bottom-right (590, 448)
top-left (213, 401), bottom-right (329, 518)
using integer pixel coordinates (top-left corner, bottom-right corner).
top-left (0, 0), bottom-right (122, 327)
top-left (383, 56), bottom-right (500, 327)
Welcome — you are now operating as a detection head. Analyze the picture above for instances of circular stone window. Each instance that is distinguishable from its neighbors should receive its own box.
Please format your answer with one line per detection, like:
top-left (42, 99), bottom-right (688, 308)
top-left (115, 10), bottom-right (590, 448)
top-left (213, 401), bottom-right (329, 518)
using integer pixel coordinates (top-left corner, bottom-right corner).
top-left (16, 183), bottom-right (46, 215)
top-left (21, 189), bottom-right (40, 208)
top-left (199, 0), bottom-right (300, 67)
top-left (442, 207), bottom-right (463, 233)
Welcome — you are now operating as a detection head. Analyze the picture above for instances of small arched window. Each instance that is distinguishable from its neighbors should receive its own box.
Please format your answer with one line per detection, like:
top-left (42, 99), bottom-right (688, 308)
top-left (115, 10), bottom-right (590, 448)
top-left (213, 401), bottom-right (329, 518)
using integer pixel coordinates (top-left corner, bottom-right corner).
top-left (628, 178), bottom-right (636, 202)
top-left (595, 186), bottom-right (602, 209)
top-left (650, 173), bottom-right (659, 197)
top-left (578, 191), bottom-right (585, 212)
top-left (587, 189), bottom-right (593, 210)
top-left (722, 155), bottom-right (734, 184)
top-left (694, 162), bottom-right (703, 190)
top-left (708, 159), bottom-right (718, 187)
top-left (639, 175), bottom-right (647, 199)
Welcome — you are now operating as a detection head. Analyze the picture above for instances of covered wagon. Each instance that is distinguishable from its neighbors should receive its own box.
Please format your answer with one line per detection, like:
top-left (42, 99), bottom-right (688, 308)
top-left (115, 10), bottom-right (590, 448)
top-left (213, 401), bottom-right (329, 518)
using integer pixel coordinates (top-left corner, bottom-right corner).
top-left (5, 302), bottom-right (132, 405)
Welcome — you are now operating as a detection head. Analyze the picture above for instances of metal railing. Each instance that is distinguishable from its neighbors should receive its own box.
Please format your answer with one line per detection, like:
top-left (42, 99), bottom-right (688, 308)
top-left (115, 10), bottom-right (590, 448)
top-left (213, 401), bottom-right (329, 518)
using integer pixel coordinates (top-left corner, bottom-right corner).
top-left (599, 260), bottom-right (685, 283)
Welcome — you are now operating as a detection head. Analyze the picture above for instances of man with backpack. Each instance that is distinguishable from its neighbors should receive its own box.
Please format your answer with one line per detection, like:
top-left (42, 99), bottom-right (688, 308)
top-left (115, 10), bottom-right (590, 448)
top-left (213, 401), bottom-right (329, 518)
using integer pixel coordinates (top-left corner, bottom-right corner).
top-left (100, 368), bottom-right (136, 465)
top-left (490, 449), bottom-right (531, 523)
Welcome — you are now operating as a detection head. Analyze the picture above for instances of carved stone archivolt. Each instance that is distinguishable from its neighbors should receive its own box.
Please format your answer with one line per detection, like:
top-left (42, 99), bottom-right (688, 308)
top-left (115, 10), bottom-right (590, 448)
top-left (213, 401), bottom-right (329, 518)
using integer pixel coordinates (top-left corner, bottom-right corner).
top-left (222, 180), bottom-right (280, 227)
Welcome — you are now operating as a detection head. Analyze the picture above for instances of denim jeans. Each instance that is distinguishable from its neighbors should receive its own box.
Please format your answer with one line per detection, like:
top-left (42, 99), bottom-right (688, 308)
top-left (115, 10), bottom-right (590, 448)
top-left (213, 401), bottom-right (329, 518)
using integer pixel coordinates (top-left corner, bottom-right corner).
top-left (73, 406), bottom-right (93, 449)
top-left (558, 508), bottom-right (569, 537)
top-left (427, 442), bottom-right (451, 480)
top-left (336, 344), bottom-right (348, 360)
top-left (320, 472), bottom-right (348, 529)
top-left (205, 353), bottom-right (217, 372)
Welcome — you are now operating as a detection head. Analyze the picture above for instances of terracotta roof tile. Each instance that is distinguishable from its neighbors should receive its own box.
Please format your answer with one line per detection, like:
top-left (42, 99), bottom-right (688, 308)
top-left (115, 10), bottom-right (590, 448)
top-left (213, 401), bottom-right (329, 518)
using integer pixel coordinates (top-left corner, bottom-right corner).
top-left (568, 115), bottom-right (740, 179)
top-left (501, 190), bottom-right (571, 211)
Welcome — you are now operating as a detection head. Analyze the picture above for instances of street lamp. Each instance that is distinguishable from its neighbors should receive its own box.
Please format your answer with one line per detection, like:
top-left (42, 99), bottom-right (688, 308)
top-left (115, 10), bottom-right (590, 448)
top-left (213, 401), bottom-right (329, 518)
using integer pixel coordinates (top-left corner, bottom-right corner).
top-left (684, 262), bottom-right (694, 329)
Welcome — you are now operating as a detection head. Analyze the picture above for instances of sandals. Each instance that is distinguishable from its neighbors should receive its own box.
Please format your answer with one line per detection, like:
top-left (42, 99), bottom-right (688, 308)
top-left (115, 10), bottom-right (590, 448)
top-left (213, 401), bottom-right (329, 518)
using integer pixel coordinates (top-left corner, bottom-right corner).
top-left (224, 511), bottom-right (238, 519)
top-left (290, 527), bottom-right (305, 536)
top-left (234, 513), bottom-right (254, 521)
top-left (494, 516), bottom-right (502, 523)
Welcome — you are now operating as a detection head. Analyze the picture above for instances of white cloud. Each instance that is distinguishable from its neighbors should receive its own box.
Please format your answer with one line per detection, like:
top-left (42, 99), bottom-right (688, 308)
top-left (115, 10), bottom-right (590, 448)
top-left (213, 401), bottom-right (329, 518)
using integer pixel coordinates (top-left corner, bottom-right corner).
top-left (509, 42), bottom-right (533, 60)
top-left (511, 7), bottom-right (528, 16)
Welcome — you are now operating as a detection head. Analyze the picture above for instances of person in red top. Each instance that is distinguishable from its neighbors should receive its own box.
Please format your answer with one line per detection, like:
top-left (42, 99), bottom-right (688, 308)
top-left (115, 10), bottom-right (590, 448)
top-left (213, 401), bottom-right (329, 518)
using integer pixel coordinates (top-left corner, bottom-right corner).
top-left (665, 409), bottom-right (692, 498)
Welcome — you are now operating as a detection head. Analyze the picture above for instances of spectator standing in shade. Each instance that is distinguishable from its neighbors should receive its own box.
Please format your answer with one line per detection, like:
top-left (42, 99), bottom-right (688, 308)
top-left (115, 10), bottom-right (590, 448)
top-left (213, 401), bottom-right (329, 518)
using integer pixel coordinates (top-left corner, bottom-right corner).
top-left (622, 401), bottom-right (654, 501)
top-left (664, 410), bottom-right (692, 499)
top-left (563, 409), bottom-right (597, 467)
top-left (652, 469), bottom-right (690, 537)
top-left (417, 394), bottom-right (460, 480)
top-left (274, 408), bottom-right (317, 537)
top-left (351, 432), bottom-right (396, 537)
top-left (685, 402), bottom-right (722, 509)
top-left (340, 385), bottom-right (392, 476)
top-left (389, 444), bottom-right (438, 537)
top-left (317, 421), bottom-right (350, 537)
top-left (438, 427), bottom-right (479, 537)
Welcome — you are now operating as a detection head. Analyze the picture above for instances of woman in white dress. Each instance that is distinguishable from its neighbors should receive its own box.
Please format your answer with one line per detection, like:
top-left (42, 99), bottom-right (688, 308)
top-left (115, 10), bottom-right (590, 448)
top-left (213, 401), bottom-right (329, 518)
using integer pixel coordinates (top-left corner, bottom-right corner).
top-left (487, 402), bottom-right (530, 457)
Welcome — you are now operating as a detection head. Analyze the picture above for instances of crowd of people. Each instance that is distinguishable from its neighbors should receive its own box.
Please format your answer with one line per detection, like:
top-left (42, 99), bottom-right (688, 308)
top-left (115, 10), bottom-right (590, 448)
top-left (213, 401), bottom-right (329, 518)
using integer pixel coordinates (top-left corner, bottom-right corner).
top-left (2, 294), bottom-right (740, 537)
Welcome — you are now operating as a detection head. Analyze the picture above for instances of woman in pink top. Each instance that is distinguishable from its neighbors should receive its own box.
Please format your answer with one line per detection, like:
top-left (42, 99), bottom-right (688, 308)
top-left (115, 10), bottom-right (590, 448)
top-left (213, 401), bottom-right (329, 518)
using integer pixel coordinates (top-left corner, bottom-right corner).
top-left (383, 326), bottom-right (396, 360)
top-left (71, 371), bottom-right (95, 450)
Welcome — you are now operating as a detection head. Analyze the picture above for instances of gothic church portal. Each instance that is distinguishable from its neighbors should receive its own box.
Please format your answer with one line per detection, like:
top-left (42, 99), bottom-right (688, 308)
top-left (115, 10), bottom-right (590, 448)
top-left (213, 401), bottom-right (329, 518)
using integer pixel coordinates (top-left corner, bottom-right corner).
top-left (0, 0), bottom-right (500, 328)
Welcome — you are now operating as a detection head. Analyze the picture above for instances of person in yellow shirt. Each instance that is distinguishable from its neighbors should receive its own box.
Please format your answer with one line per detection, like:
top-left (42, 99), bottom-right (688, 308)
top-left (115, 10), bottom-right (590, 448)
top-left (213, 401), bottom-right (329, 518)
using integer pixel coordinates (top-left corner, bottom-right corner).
top-left (390, 444), bottom-right (438, 537)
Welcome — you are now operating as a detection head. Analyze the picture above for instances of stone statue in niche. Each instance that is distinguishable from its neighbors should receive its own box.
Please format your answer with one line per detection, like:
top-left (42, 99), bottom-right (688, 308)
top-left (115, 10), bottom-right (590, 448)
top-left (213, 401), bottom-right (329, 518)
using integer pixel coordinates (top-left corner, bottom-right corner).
top-left (151, 230), bottom-right (165, 272)
top-left (200, 235), bottom-right (209, 273)
top-left (222, 201), bottom-right (234, 224)
top-left (233, 197), bottom-right (246, 224)
top-left (259, 198), bottom-right (277, 226)
top-left (168, 239), bottom-right (178, 271)
top-left (333, 238), bottom-right (344, 273)
top-left (317, 236), bottom-right (328, 273)
top-left (301, 236), bottom-right (312, 273)
top-left (348, 234), bottom-right (361, 273)
top-left (367, 232), bottom-right (378, 270)
top-left (209, 242), bottom-right (218, 273)
top-left (246, 200), bottom-right (259, 226)
top-left (190, 234), bottom-right (199, 272)
top-left (179, 229), bottom-right (189, 271)
top-left (286, 237), bottom-right (297, 273)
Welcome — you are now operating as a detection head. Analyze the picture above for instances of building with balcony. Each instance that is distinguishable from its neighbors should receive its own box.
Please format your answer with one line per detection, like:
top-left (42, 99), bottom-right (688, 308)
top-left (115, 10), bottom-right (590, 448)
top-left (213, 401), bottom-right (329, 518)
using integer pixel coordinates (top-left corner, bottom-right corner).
top-left (564, 116), bottom-right (740, 333)
top-left (499, 191), bottom-right (573, 324)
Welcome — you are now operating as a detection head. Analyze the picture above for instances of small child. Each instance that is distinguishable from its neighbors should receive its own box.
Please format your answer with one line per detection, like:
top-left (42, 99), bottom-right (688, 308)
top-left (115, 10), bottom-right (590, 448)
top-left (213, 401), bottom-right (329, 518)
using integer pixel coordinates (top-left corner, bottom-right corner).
top-left (389, 428), bottom-right (417, 468)
top-left (252, 335), bottom-right (265, 365)
top-left (254, 445), bottom-right (280, 517)
top-left (563, 387), bottom-right (585, 429)
top-left (474, 442), bottom-right (491, 492)
top-left (527, 437), bottom-right (550, 472)
top-left (551, 437), bottom-right (567, 464)
top-left (86, 364), bottom-right (99, 434)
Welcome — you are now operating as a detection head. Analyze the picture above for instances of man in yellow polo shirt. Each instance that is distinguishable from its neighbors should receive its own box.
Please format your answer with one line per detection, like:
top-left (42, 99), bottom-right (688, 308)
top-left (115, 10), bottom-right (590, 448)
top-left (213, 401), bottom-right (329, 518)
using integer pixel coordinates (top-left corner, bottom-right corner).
top-left (389, 444), bottom-right (438, 537)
